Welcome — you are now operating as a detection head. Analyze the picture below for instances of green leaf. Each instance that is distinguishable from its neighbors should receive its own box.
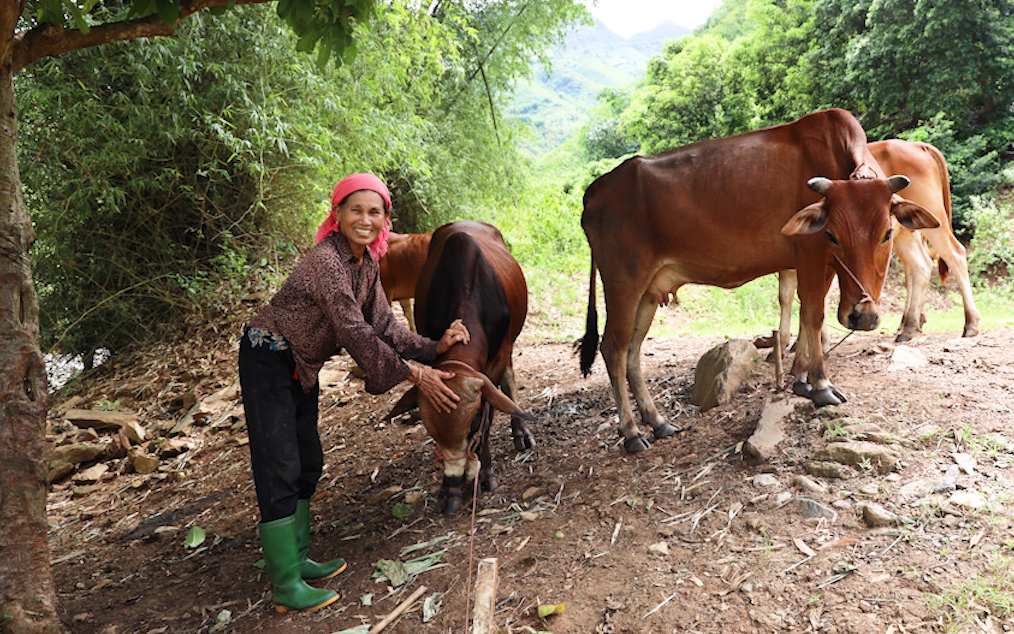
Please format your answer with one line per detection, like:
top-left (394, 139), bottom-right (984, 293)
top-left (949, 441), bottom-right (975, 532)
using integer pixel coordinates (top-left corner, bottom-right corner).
top-left (253, 559), bottom-right (266, 569)
top-left (391, 502), bottom-right (413, 518)
top-left (184, 525), bottom-right (206, 548)
top-left (538, 603), bottom-right (564, 618)
top-left (61, 0), bottom-right (90, 34)
top-left (155, 0), bottom-right (180, 25)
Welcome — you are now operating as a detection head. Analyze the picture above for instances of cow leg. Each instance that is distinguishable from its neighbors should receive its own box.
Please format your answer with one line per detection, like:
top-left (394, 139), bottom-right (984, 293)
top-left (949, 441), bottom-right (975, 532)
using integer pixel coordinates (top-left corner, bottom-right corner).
top-left (600, 301), bottom-right (651, 453)
top-left (793, 273), bottom-right (846, 406)
top-left (501, 366), bottom-right (535, 451)
top-left (893, 226), bottom-right (933, 342)
top-left (922, 226), bottom-right (981, 337)
top-left (475, 403), bottom-right (498, 493)
top-left (398, 298), bottom-right (417, 332)
top-left (436, 440), bottom-right (471, 515)
top-left (628, 295), bottom-right (681, 440)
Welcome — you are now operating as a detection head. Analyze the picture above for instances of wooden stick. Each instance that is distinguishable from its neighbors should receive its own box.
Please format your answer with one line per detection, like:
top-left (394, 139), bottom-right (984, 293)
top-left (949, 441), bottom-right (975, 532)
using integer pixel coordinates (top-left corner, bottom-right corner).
top-left (368, 585), bottom-right (428, 634)
top-left (472, 558), bottom-right (499, 634)
top-left (773, 329), bottom-right (783, 389)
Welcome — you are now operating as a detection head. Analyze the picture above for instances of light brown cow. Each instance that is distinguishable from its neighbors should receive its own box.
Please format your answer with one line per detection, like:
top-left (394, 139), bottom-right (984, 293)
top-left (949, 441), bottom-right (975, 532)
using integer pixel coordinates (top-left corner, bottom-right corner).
top-left (388, 221), bottom-right (534, 513)
top-left (379, 232), bottom-right (432, 332)
top-left (766, 140), bottom-right (979, 350)
top-left (579, 109), bottom-right (939, 453)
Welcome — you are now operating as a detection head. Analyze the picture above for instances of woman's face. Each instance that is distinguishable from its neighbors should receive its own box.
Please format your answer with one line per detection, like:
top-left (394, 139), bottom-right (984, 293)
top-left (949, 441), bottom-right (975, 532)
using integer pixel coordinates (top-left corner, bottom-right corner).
top-left (336, 190), bottom-right (387, 257)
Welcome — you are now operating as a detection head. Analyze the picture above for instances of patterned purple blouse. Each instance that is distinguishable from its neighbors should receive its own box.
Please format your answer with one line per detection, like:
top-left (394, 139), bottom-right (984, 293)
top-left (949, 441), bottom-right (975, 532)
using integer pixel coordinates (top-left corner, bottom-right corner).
top-left (249, 232), bottom-right (437, 394)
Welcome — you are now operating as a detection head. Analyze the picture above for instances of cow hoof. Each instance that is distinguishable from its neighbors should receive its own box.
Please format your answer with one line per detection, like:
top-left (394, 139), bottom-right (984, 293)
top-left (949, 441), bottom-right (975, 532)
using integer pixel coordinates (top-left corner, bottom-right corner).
top-left (479, 471), bottom-right (498, 493)
top-left (653, 423), bottom-right (682, 439)
top-left (963, 326), bottom-right (979, 338)
top-left (438, 475), bottom-right (466, 514)
top-left (622, 433), bottom-right (651, 453)
top-left (895, 332), bottom-right (913, 343)
top-left (792, 381), bottom-right (812, 398)
top-left (810, 387), bottom-right (847, 407)
top-left (512, 431), bottom-right (536, 452)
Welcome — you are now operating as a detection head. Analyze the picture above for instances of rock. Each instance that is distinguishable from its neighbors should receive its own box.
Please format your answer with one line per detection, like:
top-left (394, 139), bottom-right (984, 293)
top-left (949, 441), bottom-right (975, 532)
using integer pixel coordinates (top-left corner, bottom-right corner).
top-left (817, 441), bottom-right (902, 474)
top-left (805, 461), bottom-right (858, 480)
top-left (753, 474), bottom-right (778, 487)
top-left (129, 451), bottom-right (160, 475)
top-left (64, 409), bottom-right (146, 443)
top-left (839, 421), bottom-right (908, 447)
top-left (953, 453), bottom-right (977, 476)
top-left (887, 345), bottom-right (928, 371)
top-left (72, 463), bottom-right (109, 483)
top-left (794, 475), bottom-right (827, 494)
top-left (744, 397), bottom-right (794, 460)
top-left (154, 437), bottom-right (190, 459)
top-left (49, 442), bottom-right (106, 483)
top-left (948, 490), bottom-right (987, 510)
top-left (690, 338), bottom-right (759, 411)
top-left (861, 502), bottom-right (900, 527)
top-left (898, 478), bottom-right (956, 499)
top-left (72, 484), bottom-right (104, 498)
top-left (648, 541), bottom-right (669, 556)
top-left (859, 483), bottom-right (880, 496)
top-left (794, 497), bottom-right (836, 519)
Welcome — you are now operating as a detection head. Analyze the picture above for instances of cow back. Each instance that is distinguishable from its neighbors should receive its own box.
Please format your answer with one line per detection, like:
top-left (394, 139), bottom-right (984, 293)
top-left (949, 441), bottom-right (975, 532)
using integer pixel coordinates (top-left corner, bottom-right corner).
top-left (414, 222), bottom-right (527, 361)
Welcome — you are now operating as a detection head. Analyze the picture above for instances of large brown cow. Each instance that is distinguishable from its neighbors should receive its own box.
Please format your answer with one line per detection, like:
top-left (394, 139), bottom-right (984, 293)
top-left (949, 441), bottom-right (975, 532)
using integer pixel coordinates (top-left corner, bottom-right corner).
top-left (388, 221), bottom-right (534, 513)
top-left (766, 139), bottom-right (980, 350)
top-left (579, 109), bottom-right (940, 453)
top-left (379, 232), bottom-right (433, 333)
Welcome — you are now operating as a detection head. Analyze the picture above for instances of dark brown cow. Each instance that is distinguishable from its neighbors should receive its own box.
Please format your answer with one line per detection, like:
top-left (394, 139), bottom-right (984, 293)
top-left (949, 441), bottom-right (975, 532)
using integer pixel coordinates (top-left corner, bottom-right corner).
top-left (579, 109), bottom-right (940, 453)
top-left (767, 139), bottom-right (980, 350)
top-left (388, 221), bottom-right (534, 513)
top-left (379, 232), bottom-right (433, 332)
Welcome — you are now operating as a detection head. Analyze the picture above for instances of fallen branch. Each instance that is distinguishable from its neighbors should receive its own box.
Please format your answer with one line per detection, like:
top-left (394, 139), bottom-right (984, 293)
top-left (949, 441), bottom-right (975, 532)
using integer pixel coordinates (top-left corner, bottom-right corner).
top-left (369, 585), bottom-right (428, 634)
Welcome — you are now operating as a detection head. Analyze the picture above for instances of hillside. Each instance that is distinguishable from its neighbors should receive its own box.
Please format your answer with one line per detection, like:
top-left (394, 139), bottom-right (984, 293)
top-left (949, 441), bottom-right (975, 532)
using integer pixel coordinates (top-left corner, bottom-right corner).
top-left (511, 19), bottom-right (690, 155)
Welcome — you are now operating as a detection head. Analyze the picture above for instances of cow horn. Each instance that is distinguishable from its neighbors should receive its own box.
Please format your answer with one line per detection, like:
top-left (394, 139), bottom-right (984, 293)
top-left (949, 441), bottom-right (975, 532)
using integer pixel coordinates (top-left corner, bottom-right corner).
top-left (478, 374), bottom-right (535, 421)
top-left (807, 177), bottom-right (832, 194)
top-left (887, 174), bottom-right (910, 193)
top-left (386, 386), bottom-right (419, 420)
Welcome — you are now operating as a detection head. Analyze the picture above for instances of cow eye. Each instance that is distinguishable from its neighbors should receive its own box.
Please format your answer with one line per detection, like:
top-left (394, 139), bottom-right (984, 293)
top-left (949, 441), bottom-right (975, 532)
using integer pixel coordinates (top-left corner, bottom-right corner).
top-left (825, 231), bottom-right (839, 246)
top-left (881, 227), bottom-right (893, 244)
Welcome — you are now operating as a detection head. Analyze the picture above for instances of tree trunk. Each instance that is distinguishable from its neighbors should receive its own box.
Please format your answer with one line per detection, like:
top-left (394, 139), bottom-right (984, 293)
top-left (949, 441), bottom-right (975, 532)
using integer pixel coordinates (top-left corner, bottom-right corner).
top-left (0, 60), bottom-right (64, 633)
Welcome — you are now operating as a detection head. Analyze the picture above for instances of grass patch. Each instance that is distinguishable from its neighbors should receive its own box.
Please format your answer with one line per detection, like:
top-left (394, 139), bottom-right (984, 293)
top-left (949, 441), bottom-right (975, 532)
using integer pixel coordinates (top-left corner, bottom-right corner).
top-left (928, 556), bottom-right (1014, 632)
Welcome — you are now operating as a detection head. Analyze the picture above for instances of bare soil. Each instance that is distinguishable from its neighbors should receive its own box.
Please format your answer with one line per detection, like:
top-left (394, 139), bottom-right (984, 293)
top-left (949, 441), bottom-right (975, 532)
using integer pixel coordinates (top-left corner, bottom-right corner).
top-left (47, 293), bottom-right (1014, 634)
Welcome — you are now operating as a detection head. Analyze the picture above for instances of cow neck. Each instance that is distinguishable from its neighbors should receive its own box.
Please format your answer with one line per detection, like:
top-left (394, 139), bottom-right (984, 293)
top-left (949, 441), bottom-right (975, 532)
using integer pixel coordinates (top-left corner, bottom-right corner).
top-left (436, 358), bottom-right (482, 375)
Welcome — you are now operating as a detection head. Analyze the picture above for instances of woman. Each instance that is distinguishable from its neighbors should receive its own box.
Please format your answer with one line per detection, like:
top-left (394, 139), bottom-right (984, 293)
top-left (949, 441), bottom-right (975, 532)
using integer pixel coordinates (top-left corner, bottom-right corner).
top-left (238, 173), bottom-right (469, 613)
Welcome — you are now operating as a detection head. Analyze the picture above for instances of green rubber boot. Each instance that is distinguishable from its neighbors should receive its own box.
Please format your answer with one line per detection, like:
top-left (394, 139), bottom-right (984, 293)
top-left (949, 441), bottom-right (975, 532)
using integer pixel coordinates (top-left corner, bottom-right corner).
top-left (295, 499), bottom-right (347, 582)
top-left (258, 516), bottom-right (340, 613)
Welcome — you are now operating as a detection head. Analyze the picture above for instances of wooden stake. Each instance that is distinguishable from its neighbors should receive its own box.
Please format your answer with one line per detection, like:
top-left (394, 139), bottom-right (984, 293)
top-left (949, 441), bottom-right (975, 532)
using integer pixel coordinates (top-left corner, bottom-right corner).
top-left (368, 585), bottom-right (428, 634)
top-left (773, 329), bottom-right (783, 389)
top-left (471, 558), bottom-right (499, 634)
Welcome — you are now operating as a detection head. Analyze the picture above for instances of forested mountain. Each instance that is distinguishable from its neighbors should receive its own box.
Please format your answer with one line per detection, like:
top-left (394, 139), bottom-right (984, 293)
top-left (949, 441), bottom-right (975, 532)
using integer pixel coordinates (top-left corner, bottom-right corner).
top-left (512, 19), bottom-right (689, 155)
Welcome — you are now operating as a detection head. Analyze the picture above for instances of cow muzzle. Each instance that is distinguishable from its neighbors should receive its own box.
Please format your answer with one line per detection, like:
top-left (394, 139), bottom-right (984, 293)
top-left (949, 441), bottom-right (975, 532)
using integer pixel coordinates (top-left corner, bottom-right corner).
top-left (843, 296), bottom-right (880, 331)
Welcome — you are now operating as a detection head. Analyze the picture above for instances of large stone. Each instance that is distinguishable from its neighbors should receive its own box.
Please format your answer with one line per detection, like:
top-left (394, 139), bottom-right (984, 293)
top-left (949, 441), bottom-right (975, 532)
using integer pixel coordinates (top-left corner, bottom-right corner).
top-left (49, 442), bottom-right (106, 483)
top-left (817, 441), bottom-right (902, 474)
top-left (64, 409), bottom-right (146, 443)
top-left (887, 345), bottom-right (928, 372)
top-left (745, 397), bottom-right (795, 460)
top-left (691, 338), bottom-right (759, 411)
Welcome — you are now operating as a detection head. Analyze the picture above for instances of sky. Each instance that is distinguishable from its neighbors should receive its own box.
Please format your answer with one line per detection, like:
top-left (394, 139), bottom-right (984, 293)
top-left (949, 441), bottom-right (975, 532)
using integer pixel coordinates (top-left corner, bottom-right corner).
top-left (584, 0), bottom-right (724, 38)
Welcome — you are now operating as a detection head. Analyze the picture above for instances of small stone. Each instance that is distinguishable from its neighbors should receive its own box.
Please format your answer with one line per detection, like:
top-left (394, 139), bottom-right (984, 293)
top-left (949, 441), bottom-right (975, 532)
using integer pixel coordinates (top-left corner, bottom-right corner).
top-left (794, 475), bottom-right (826, 494)
top-left (753, 474), bottom-right (778, 487)
top-left (72, 463), bottom-right (109, 483)
top-left (649, 541), bottom-right (670, 556)
top-left (861, 502), bottom-right (899, 527)
top-left (795, 498), bottom-right (836, 519)
top-left (859, 484), bottom-right (880, 496)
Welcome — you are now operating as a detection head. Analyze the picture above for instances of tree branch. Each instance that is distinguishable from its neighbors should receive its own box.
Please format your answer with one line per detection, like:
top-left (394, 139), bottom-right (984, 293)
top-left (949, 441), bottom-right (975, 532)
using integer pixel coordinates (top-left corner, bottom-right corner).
top-left (13, 0), bottom-right (273, 73)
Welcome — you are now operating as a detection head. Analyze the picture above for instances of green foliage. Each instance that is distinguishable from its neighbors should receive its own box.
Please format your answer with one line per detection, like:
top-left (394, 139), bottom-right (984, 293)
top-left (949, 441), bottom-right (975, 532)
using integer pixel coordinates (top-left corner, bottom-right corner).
top-left (22, 1), bottom-right (589, 357)
top-left (580, 88), bottom-right (639, 161)
top-left (965, 197), bottom-right (1014, 282)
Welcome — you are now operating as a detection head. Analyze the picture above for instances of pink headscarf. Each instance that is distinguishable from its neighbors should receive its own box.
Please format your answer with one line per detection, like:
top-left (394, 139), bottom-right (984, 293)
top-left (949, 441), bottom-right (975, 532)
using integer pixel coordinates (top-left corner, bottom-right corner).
top-left (315, 173), bottom-right (393, 259)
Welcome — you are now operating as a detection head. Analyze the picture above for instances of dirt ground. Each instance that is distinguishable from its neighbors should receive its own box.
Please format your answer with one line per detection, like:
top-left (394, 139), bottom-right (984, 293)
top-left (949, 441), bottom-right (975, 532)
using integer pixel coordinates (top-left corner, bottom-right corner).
top-left (45, 285), bottom-right (1014, 634)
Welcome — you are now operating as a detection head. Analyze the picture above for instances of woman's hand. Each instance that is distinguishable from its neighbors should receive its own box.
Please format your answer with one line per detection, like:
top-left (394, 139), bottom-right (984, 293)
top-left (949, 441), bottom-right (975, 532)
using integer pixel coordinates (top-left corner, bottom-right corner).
top-left (436, 319), bottom-right (470, 354)
top-left (409, 365), bottom-right (460, 413)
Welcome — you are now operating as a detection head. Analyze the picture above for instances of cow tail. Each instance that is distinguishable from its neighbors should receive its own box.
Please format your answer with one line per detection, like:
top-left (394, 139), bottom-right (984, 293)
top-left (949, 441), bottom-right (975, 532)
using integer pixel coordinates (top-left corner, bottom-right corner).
top-left (578, 255), bottom-right (599, 377)
top-left (931, 143), bottom-right (954, 285)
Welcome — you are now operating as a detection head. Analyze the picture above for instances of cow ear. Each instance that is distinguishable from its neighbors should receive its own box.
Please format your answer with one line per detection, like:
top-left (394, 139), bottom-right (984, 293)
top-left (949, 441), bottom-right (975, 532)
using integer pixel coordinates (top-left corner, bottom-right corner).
top-left (386, 387), bottom-right (419, 421)
top-left (782, 202), bottom-right (828, 236)
top-left (478, 376), bottom-right (535, 421)
top-left (892, 198), bottom-right (940, 231)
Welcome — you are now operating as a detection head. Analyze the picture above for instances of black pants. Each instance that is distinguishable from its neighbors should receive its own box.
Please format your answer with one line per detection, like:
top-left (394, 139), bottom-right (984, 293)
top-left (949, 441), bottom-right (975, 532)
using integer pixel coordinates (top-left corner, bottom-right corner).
top-left (238, 331), bottom-right (322, 522)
